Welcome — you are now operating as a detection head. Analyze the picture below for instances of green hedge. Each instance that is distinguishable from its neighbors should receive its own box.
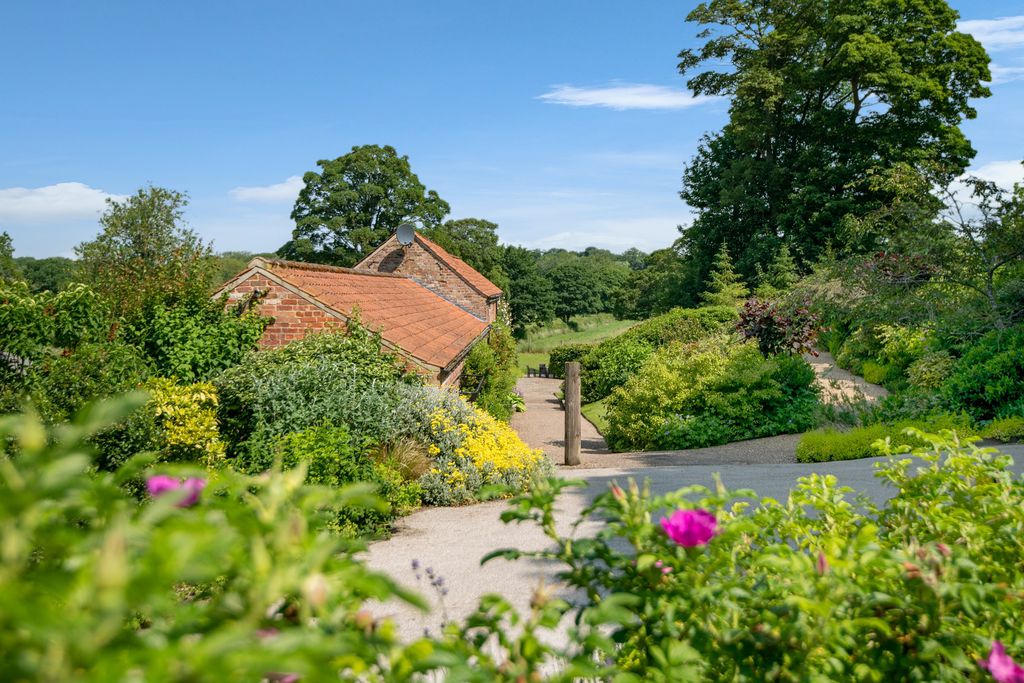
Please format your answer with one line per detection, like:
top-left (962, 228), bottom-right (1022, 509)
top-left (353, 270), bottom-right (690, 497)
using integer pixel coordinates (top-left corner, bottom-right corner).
top-left (605, 337), bottom-right (818, 451)
top-left (943, 324), bottom-right (1024, 421)
top-left (796, 414), bottom-right (977, 463)
top-left (548, 342), bottom-right (593, 379)
top-left (581, 306), bottom-right (737, 403)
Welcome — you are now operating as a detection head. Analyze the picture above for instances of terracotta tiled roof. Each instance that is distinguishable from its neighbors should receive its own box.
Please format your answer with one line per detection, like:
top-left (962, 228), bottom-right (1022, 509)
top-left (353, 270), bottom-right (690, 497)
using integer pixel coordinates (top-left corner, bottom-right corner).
top-left (264, 259), bottom-right (489, 369)
top-left (414, 233), bottom-right (504, 298)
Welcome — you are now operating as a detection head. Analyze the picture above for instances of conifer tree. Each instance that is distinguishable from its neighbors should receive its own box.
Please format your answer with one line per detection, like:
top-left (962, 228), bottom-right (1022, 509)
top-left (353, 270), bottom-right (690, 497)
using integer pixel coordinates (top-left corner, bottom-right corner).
top-left (700, 244), bottom-right (748, 308)
top-left (754, 244), bottom-right (799, 299)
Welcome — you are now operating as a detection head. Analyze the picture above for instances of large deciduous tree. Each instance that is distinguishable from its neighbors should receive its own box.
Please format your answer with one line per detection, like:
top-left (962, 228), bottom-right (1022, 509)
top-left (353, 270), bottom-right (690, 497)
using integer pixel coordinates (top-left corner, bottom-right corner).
top-left (500, 246), bottom-right (555, 337)
top-left (676, 0), bottom-right (991, 282)
top-left (75, 186), bottom-right (213, 317)
top-left (547, 260), bottom-right (604, 325)
top-left (284, 145), bottom-right (450, 266)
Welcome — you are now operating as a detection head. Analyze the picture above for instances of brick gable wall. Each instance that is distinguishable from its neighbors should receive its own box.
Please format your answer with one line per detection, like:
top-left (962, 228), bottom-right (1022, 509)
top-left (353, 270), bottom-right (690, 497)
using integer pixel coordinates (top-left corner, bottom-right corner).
top-left (224, 274), bottom-right (341, 348)
top-left (359, 240), bottom-right (494, 321)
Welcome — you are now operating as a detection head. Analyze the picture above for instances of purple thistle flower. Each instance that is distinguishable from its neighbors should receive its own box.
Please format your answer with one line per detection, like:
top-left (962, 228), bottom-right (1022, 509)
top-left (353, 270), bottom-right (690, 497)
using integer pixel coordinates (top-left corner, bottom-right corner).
top-left (980, 642), bottom-right (1024, 683)
top-left (660, 509), bottom-right (717, 548)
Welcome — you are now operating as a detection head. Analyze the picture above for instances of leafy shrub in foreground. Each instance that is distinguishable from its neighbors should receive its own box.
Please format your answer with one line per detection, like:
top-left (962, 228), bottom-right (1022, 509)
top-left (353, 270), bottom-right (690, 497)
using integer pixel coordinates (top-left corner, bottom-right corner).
top-left (548, 342), bottom-right (593, 379)
top-left (236, 424), bottom-right (420, 537)
top-left (122, 291), bottom-right (269, 383)
top-left (486, 433), bottom-right (1024, 680)
top-left (0, 397), bottom-right (430, 682)
top-left (795, 414), bottom-right (976, 462)
top-left (31, 340), bottom-right (152, 423)
top-left (605, 337), bottom-right (818, 451)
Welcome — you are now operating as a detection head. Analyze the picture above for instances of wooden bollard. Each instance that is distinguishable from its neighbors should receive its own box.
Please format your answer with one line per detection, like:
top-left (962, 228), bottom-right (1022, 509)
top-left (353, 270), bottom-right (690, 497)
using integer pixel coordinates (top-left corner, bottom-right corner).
top-left (564, 361), bottom-right (582, 466)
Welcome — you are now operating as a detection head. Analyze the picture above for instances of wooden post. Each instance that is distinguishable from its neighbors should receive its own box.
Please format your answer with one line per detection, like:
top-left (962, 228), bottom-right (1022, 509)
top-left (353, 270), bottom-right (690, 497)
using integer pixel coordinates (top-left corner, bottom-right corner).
top-left (564, 361), bottom-right (582, 466)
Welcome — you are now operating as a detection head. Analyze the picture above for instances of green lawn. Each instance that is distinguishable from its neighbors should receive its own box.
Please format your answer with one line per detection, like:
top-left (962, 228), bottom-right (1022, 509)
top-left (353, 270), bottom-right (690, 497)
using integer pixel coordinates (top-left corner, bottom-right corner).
top-left (581, 398), bottom-right (609, 435)
top-left (516, 314), bottom-right (637, 376)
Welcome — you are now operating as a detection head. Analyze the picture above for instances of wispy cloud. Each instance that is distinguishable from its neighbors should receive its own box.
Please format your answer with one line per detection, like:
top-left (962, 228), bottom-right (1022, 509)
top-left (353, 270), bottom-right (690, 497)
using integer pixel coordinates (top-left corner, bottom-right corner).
top-left (538, 83), bottom-right (720, 111)
top-left (958, 15), bottom-right (1024, 50)
top-left (990, 64), bottom-right (1024, 84)
top-left (230, 175), bottom-right (303, 202)
top-left (968, 160), bottom-right (1024, 189)
top-left (0, 182), bottom-right (124, 223)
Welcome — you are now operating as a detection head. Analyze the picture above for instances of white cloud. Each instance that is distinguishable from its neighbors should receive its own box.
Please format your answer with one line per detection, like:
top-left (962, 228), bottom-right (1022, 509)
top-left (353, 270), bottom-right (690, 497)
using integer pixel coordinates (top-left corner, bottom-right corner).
top-left (229, 175), bottom-right (303, 202)
top-left (958, 15), bottom-right (1024, 51)
top-left (968, 160), bottom-right (1024, 189)
top-left (989, 64), bottom-right (1024, 84)
top-left (0, 182), bottom-right (124, 223)
top-left (538, 83), bottom-right (720, 111)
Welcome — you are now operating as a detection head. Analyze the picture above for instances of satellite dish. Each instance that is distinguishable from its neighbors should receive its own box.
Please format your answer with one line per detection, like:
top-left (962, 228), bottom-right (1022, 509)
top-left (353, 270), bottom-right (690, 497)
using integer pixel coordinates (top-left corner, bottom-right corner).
top-left (396, 222), bottom-right (416, 246)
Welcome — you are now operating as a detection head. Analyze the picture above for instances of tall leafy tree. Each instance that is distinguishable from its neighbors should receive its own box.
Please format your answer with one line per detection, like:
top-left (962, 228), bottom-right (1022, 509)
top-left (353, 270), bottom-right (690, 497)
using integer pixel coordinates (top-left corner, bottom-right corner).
top-left (613, 248), bottom-right (698, 319)
top-left (285, 144), bottom-right (450, 266)
top-left (547, 260), bottom-right (604, 324)
top-left (677, 0), bottom-right (991, 282)
top-left (500, 246), bottom-right (555, 337)
top-left (75, 187), bottom-right (213, 317)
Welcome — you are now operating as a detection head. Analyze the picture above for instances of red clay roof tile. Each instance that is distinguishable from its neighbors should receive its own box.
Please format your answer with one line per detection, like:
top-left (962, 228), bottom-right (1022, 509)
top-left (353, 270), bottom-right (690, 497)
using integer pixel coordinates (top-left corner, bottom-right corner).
top-left (263, 259), bottom-right (488, 369)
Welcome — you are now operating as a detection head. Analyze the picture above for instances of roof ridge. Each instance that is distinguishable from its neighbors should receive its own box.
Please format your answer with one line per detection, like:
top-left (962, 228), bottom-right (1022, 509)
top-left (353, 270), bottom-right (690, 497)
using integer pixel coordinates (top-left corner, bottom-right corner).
top-left (255, 257), bottom-right (407, 279)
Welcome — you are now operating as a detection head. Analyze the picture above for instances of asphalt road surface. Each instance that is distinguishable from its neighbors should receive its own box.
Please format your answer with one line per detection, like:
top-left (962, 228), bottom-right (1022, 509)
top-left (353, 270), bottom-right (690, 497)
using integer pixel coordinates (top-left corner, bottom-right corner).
top-left (364, 444), bottom-right (1024, 641)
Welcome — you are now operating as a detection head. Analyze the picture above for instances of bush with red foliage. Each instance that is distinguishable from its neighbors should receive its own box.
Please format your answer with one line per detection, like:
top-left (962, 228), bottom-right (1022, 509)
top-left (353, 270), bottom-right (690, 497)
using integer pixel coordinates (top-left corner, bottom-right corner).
top-left (737, 298), bottom-right (820, 357)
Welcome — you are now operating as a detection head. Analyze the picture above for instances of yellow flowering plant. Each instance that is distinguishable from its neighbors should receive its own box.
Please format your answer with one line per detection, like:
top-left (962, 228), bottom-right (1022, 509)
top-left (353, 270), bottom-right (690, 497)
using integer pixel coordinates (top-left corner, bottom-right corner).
top-left (419, 404), bottom-right (549, 505)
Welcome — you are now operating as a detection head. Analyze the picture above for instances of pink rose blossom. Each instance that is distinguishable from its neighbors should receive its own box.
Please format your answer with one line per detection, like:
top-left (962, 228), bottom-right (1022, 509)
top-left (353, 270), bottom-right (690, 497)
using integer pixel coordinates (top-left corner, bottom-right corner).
top-left (660, 509), bottom-right (717, 548)
top-left (180, 477), bottom-right (206, 507)
top-left (146, 475), bottom-right (180, 497)
top-left (980, 642), bottom-right (1024, 683)
top-left (816, 552), bottom-right (829, 575)
top-left (146, 475), bottom-right (206, 508)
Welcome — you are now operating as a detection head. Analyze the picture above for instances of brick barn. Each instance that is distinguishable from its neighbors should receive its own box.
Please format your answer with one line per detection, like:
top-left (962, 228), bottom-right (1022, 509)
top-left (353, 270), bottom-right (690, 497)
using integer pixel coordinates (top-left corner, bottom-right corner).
top-left (216, 231), bottom-right (503, 386)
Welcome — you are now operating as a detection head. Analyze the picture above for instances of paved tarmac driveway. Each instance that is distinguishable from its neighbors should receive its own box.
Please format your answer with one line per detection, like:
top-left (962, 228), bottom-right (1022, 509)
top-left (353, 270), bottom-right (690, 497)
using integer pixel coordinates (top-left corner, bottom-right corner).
top-left (365, 445), bottom-right (1024, 641)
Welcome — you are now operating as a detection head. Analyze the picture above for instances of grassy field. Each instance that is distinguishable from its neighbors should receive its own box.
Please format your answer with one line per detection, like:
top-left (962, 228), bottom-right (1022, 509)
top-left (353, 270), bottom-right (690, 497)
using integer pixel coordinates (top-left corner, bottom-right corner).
top-left (516, 314), bottom-right (637, 375)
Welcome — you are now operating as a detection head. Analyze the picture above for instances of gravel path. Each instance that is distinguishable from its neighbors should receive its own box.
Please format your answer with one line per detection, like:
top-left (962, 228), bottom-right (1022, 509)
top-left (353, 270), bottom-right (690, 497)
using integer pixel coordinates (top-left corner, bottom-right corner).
top-left (509, 377), bottom-right (609, 463)
top-left (806, 349), bottom-right (889, 403)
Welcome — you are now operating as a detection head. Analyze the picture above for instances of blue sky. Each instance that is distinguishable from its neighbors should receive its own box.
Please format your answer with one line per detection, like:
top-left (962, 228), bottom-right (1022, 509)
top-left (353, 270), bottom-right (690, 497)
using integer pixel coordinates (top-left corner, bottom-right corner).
top-left (2, 1), bottom-right (1023, 258)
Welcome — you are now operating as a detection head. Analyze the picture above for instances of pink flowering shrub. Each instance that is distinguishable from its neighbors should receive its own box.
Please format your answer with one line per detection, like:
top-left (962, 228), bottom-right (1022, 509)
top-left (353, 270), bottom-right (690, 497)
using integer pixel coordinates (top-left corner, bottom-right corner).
top-left (981, 642), bottom-right (1024, 683)
top-left (483, 430), bottom-right (1024, 680)
top-left (660, 508), bottom-right (717, 547)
